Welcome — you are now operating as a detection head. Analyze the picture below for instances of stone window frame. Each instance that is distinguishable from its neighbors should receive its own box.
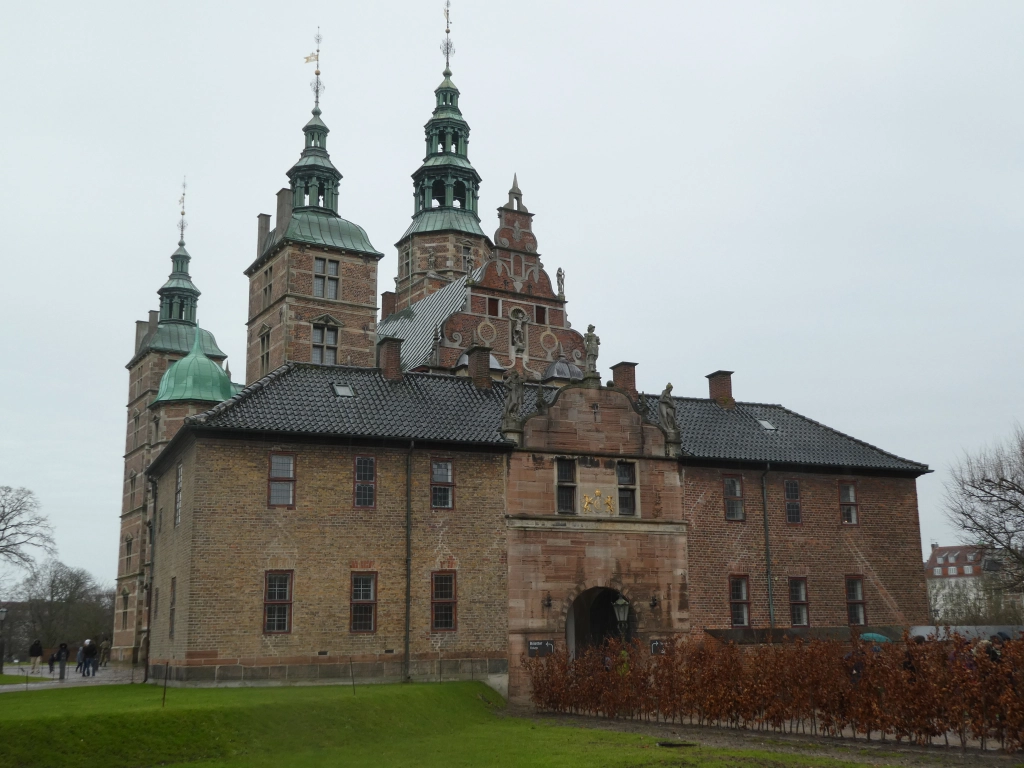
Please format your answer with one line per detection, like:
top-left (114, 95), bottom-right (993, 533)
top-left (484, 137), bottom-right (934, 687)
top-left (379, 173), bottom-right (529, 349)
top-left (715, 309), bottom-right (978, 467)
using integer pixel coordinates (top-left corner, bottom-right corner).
top-left (124, 536), bottom-right (133, 575)
top-left (173, 464), bottom-right (183, 527)
top-left (268, 453), bottom-right (297, 509)
top-left (839, 482), bottom-right (859, 526)
top-left (784, 479), bottom-right (802, 524)
top-left (264, 570), bottom-right (293, 635)
top-left (121, 589), bottom-right (130, 631)
top-left (555, 457), bottom-right (577, 515)
top-left (259, 330), bottom-right (271, 377)
top-left (729, 574), bottom-right (750, 627)
top-left (845, 575), bottom-right (867, 626)
top-left (312, 324), bottom-right (338, 365)
top-left (789, 577), bottom-right (809, 627)
top-left (313, 257), bottom-right (340, 300)
top-left (262, 265), bottom-right (273, 310)
top-left (431, 570), bottom-right (457, 632)
top-left (616, 460), bottom-right (638, 517)
top-left (430, 458), bottom-right (455, 510)
top-left (353, 455), bottom-right (376, 509)
top-left (350, 571), bottom-right (377, 633)
top-left (723, 475), bottom-right (745, 522)
top-left (169, 577), bottom-right (176, 638)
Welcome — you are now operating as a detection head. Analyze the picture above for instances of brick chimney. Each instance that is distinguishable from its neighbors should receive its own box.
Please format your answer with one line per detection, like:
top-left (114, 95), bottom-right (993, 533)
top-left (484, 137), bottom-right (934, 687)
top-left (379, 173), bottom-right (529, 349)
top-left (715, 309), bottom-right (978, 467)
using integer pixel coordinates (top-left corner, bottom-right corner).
top-left (275, 188), bottom-right (293, 239)
top-left (466, 345), bottom-right (492, 389)
top-left (707, 370), bottom-right (735, 409)
top-left (380, 291), bottom-right (396, 320)
top-left (256, 213), bottom-right (271, 257)
top-left (377, 337), bottom-right (404, 381)
top-left (610, 361), bottom-right (638, 397)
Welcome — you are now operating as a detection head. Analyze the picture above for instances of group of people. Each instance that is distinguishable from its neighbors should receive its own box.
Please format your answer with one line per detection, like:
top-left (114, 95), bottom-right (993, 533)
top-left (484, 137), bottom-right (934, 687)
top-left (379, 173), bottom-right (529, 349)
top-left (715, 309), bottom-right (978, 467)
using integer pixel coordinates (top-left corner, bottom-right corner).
top-left (27, 637), bottom-right (111, 680)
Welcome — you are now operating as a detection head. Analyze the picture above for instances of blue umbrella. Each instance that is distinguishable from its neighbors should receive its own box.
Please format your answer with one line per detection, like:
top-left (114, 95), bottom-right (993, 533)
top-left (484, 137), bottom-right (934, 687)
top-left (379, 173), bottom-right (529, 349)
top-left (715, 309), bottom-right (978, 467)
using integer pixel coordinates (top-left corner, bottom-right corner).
top-left (859, 632), bottom-right (890, 643)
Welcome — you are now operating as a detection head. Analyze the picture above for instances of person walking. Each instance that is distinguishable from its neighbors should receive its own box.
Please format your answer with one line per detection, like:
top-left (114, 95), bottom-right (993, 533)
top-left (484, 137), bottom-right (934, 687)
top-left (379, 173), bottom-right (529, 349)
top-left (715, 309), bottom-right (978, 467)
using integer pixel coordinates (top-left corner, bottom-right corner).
top-left (56, 643), bottom-right (69, 681)
top-left (28, 640), bottom-right (43, 674)
top-left (48, 652), bottom-right (56, 675)
top-left (82, 639), bottom-right (97, 677)
top-left (99, 637), bottom-right (111, 668)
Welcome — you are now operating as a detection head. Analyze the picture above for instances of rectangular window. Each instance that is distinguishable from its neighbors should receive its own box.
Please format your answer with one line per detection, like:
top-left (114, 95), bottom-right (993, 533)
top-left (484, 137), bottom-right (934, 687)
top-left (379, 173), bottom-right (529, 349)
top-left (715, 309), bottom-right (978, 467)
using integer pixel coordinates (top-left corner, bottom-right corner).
top-left (840, 483), bottom-right (858, 525)
top-left (967, 553), bottom-right (976, 562)
top-left (948, 566), bottom-right (957, 575)
top-left (153, 588), bottom-right (159, 628)
top-left (354, 456), bottom-right (375, 508)
top-left (784, 479), bottom-right (801, 523)
top-left (535, 306), bottom-right (547, 325)
top-left (431, 571), bottom-right (456, 631)
top-left (724, 476), bottom-right (744, 521)
top-left (169, 577), bottom-right (176, 638)
top-left (789, 578), bottom-right (809, 626)
top-left (262, 266), bottom-right (273, 309)
top-left (264, 571), bottom-right (292, 633)
top-left (401, 249), bottom-right (411, 279)
top-left (846, 577), bottom-right (866, 625)
top-left (462, 245), bottom-right (472, 271)
top-left (556, 458), bottom-right (576, 514)
top-left (350, 573), bottom-right (376, 632)
top-left (933, 567), bottom-right (942, 576)
top-left (616, 461), bottom-right (637, 517)
top-left (963, 565), bottom-right (974, 575)
top-left (431, 460), bottom-right (454, 509)
top-left (158, 507), bottom-right (163, 533)
top-left (174, 465), bottom-right (182, 526)
top-left (314, 258), bottom-right (339, 299)
top-left (121, 592), bottom-right (129, 631)
top-left (260, 331), bottom-right (271, 376)
top-left (312, 325), bottom-right (338, 365)
top-left (729, 576), bottom-right (750, 627)
top-left (269, 454), bottom-right (296, 507)
top-left (125, 539), bottom-right (133, 574)
top-left (487, 297), bottom-right (500, 317)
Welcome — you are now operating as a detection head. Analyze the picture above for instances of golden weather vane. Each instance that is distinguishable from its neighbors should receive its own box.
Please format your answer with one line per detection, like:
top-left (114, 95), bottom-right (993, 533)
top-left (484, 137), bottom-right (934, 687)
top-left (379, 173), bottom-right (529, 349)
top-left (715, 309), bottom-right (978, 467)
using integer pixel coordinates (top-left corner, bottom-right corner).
top-left (441, 1), bottom-right (454, 68)
top-left (306, 28), bottom-right (324, 107)
top-left (177, 178), bottom-right (188, 242)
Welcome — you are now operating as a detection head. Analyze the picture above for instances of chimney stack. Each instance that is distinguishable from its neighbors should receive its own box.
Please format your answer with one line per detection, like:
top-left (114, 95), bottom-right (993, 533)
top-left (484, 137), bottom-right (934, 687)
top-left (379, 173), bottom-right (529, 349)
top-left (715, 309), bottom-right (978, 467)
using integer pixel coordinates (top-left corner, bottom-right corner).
top-left (276, 188), bottom-right (293, 239)
top-left (707, 370), bottom-right (735, 409)
top-left (377, 337), bottom-right (404, 381)
top-left (466, 345), bottom-right (492, 389)
top-left (931, 542), bottom-right (938, 552)
top-left (257, 213), bottom-right (271, 257)
top-left (381, 291), bottom-right (396, 320)
top-left (610, 361), bottom-right (638, 397)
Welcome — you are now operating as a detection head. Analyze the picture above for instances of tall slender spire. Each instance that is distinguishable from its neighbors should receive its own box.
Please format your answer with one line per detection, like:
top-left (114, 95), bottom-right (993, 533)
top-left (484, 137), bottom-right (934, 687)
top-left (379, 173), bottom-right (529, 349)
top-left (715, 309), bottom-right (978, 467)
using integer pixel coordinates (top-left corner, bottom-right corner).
top-left (442, 1), bottom-right (454, 72)
top-left (158, 179), bottom-right (200, 324)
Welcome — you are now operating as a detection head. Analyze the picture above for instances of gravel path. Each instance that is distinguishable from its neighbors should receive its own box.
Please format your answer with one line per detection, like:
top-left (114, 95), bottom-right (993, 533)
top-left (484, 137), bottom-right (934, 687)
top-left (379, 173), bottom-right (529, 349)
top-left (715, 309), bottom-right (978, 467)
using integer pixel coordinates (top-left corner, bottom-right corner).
top-left (0, 665), bottom-right (141, 693)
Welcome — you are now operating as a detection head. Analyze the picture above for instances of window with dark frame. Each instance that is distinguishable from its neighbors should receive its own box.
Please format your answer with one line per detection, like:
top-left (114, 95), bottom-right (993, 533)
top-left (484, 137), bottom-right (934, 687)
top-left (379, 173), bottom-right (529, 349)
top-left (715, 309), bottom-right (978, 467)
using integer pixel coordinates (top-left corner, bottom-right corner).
top-left (269, 454), bottom-right (296, 507)
top-left (616, 461), bottom-right (637, 517)
top-left (121, 591), bottom-right (129, 631)
top-left (354, 456), bottom-right (375, 508)
top-left (259, 331), bottom-right (271, 376)
top-left (431, 571), bottom-right (456, 631)
top-left (556, 458), bottom-right (577, 514)
top-left (724, 476), bottom-right (745, 520)
top-left (314, 257), bottom-right (339, 299)
top-left (169, 577), bottom-right (176, 638)
top-left (129, 474), bottom-right (137, 509)
top-left (840, 483), bottom-right (858, 524)
top-left (400, 248), bottom-right (411, 279)
top-left (133, 414), bottom-right (139, 449)
top-left (462, 245), bottom-right (472, 271)
top-left (535, 306), bottom-right (547, 325)
top-left (785, 479), bottom-right (802, 523)
top-left (158, 507), bottom-right (163, 533)
top-left (487, 297), bottom-right (500, 317)
top-left (124, 538), bottom-right (133, 575)
top-left (431, 460), bottom-right (454, 508)
top-left (350, 573), bottom-right (376, 632)
top-left (173, 465), bottom-right (182, 526)
top-left (312, 325), bottom-right (338, 365)
top-left (846, 577), bottom-right (866, 625)
top-left (789, 578), bottom-right (809, 626)
top-left (262, 265), bottom-right (273, 309)
top-left (264, 571), bottom-right (292, 633)
top-left (729, 576), bottom-right (750, 627)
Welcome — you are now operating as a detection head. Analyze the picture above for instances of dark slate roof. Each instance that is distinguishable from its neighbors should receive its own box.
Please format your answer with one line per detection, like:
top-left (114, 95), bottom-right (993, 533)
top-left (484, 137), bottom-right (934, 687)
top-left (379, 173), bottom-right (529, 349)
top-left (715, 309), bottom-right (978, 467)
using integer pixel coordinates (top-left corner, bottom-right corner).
top-left (188, 363), bottom-right (511, 445)
top-left (638, 395), bottom-right (927, 473)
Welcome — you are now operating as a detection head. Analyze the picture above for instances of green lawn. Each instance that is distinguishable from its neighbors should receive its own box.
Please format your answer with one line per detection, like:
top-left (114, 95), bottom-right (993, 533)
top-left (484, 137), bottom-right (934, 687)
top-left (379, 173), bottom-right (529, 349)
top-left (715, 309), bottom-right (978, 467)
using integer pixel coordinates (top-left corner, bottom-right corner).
top-left (0, 681), bottom-right (879, 768)
top-left (0, 672), bottom-right (47, 685)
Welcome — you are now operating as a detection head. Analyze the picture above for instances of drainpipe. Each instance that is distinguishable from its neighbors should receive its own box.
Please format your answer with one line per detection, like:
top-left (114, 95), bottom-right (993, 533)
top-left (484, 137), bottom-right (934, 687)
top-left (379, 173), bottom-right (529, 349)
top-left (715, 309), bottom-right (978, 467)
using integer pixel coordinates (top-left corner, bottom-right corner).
top-left (404, 440), bottom-right (415, 681)
top-left (144, 477), bottom-right (158, 682)
top-left (761, 464), bottom-right (776, 631)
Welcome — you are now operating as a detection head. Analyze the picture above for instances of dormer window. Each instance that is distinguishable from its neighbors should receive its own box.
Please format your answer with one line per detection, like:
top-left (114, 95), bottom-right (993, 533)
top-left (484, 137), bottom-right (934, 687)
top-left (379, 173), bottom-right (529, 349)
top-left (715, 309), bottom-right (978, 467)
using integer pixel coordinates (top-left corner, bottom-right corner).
top-left (313, 325), bottom-right (337, 365)
top-left (937, 556), bottom-right (944, 564)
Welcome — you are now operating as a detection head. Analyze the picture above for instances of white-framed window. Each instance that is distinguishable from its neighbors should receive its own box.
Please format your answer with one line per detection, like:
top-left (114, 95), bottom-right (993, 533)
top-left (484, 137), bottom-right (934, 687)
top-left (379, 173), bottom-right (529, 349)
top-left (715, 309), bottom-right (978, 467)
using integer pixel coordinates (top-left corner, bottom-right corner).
top-left (933, 567), bottom-right (942, 576)
top-left (937, 556), bottom-right (944, 564)
top-left (948, 566), bottom-right (957, 576)
top-left (840, 483), bottom-right (858, 524)
top-left (724, 476), bottom-right (744, 521)
top-left (431, 460), bottom-right (454, 509)
top-left (963, 565), bottom-right (974, 575)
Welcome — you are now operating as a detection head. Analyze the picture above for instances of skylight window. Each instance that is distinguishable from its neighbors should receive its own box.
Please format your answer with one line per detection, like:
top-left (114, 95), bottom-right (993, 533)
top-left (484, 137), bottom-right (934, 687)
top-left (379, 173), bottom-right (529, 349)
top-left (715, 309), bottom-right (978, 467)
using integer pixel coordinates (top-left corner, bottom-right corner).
top-left (332, 383), bottom-right (355, 397)
top-left (757, 419), bottom-right (776, 431)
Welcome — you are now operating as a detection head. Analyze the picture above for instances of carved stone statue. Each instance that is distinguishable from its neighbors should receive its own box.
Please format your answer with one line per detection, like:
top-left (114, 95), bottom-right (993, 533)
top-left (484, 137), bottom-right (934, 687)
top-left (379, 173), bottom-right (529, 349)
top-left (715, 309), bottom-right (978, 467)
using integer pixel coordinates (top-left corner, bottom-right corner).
top-left (556, 268), bottom-right (565, 296)
top-left (659, 383), bottom-right (680, 441)
top-left (584, 324), bottom-right (600, 375)
top-left (502, 369), bottom-right (525, 429)
top-left (510, 310), bottom-right (526, 351)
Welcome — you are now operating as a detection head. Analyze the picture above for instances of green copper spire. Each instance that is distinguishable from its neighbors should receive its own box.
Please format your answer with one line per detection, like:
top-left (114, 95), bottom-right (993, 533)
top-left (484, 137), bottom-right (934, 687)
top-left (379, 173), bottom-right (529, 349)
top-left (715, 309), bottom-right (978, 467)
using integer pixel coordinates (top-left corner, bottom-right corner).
top-left (158, 181), bottom-right (200, 324)
top-left (400, 6), bottom-right (484, 240)
top-left (152, 322), bottom-right (236, 405)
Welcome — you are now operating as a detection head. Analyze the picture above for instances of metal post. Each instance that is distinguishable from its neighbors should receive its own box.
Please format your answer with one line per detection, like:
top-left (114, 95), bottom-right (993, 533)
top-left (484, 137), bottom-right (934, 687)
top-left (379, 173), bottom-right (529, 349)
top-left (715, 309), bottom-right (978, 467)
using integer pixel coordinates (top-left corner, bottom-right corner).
top-left (349, 657), bottom-right (355, 695)
top-left (162, 662), bottom-right (169, 707)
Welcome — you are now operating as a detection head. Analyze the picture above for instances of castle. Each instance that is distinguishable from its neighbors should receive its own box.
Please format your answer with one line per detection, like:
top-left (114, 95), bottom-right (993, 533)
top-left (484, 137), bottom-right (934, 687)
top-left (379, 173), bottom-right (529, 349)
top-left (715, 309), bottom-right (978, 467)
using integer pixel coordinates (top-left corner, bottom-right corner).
top-left (114, 36), bottom-right (930, 698)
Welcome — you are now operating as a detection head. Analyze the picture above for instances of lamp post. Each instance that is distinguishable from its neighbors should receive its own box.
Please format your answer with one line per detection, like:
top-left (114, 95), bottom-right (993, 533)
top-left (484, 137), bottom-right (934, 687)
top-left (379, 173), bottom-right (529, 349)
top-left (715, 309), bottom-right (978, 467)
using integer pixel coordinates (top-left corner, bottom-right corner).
top-left (612, 596), bottom-right (629, 639)
top-left (0, 606), bottom-right (7, 675)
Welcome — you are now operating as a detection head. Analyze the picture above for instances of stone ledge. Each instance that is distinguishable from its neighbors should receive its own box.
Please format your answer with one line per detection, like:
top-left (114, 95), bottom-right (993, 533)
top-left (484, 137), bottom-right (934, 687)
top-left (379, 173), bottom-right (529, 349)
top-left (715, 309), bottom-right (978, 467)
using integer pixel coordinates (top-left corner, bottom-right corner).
top-left (506, 515), bottom-right (686, 534)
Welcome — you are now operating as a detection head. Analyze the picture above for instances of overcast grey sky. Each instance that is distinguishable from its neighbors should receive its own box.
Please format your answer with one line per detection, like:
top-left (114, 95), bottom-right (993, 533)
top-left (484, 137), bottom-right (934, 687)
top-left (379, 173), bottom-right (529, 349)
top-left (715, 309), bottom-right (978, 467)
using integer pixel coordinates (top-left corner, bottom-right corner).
top-left (1, 1), bottom-right (1022, 584)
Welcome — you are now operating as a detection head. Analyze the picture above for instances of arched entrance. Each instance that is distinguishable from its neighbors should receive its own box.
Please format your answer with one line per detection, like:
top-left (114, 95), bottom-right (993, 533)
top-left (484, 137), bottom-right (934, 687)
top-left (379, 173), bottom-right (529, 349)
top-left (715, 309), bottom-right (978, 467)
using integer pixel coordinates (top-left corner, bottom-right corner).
top-left (565, 587), bottom-right (633, 657)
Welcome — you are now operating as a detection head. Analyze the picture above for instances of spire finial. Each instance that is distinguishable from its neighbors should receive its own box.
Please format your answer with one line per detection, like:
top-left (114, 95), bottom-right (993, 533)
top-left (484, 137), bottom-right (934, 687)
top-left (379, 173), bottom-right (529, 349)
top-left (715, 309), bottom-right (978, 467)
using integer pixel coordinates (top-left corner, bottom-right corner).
top-left (441, 1), bottom-right (454, 72)
top-left (177, 177), bottom-right (188, 245)
top-left (307, 28), bottom-right (324, 110)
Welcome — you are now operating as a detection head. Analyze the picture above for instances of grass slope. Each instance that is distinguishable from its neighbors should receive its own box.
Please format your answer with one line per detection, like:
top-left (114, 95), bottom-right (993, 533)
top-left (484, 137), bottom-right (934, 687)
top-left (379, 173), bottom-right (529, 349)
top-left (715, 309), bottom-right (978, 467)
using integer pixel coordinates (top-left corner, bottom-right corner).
top-left (0, 673), bottom-right (46, 685)
top-left (0, 682), bottom-right (875, 768)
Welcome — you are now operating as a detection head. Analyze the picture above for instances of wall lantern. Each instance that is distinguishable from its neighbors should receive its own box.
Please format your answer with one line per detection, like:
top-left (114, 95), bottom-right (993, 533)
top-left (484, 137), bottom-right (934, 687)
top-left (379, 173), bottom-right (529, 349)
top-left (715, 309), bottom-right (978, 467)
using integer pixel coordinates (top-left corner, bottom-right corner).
top-left (542, 594), bottom-right (553, 609)
top-left (612, 596), bottom-right (630, 637)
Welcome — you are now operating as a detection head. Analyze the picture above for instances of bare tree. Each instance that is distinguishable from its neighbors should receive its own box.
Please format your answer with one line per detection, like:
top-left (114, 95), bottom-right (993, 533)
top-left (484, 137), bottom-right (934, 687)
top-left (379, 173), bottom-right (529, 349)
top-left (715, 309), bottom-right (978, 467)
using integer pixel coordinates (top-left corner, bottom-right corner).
top-left (0, 487), bottom-right (55, 567)
top-left (945, 426), bottom-right (1024, 592)
top-left (10, 560), bottom-right (114, 652)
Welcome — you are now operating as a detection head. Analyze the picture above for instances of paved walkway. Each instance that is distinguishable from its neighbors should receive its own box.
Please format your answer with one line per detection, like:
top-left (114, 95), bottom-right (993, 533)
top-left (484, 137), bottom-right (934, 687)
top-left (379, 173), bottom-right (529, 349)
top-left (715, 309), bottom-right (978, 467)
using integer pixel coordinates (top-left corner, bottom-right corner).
top-left (0, 665), bottom-right (142, 693)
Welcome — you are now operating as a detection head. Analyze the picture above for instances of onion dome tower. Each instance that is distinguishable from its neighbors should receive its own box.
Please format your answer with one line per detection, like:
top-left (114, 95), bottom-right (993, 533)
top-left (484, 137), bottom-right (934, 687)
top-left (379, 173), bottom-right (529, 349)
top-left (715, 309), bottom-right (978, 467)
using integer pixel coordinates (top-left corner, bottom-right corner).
top-left (152, 326), bottom-right (237, 405)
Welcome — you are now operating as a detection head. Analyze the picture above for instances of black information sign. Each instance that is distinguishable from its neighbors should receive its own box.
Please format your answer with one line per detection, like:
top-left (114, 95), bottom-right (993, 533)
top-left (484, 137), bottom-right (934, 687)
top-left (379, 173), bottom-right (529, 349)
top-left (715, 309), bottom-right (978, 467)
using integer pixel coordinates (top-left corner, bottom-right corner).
top-left (650, 640), bottom-right (666, 656)
top-left (528, 640), bottom-right (554, 657)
